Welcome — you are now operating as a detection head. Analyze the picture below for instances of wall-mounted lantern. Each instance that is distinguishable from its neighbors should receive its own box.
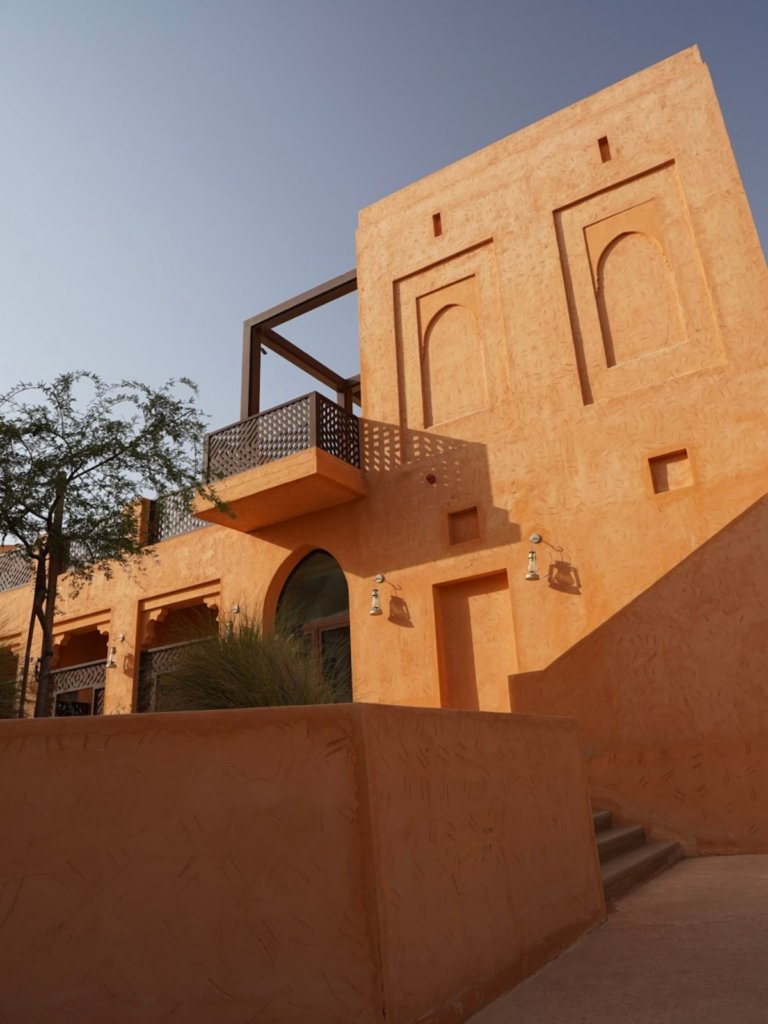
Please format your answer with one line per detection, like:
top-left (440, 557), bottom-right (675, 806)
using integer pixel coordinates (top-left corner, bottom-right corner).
top-left (370, 574), bottom-right (385, 615)
top-left (525, 533), bottom-right (542, 580)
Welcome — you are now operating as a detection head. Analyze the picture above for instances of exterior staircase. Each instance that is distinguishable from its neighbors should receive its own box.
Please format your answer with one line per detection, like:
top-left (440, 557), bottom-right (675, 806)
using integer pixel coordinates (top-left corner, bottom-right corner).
top-left (593, 808), bottom-right (681, 900)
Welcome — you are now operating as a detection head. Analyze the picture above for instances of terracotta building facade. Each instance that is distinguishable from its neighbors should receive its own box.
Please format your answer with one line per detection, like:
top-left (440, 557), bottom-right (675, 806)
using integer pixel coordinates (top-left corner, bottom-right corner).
top-left (1, 46), bottom-right (766, 855)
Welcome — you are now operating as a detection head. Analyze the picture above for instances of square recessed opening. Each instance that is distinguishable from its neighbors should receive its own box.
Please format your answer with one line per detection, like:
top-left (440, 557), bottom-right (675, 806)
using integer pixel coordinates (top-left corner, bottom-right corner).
top-left (649, 449), bottom-right (692, 494)
top-left (448, 506), bottom-right (480, 545)
top-left (598, 136), bottom-right (611, 162)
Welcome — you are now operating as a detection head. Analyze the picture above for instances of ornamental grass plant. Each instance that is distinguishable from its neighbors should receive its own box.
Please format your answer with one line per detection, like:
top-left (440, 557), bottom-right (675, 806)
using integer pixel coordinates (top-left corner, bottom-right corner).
top-left (157, 612), bottom-right (345, 711)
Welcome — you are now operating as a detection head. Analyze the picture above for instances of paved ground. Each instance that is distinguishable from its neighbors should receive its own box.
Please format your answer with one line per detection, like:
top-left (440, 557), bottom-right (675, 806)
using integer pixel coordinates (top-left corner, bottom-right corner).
top-left (467, 856), bottom-right (768, 1024)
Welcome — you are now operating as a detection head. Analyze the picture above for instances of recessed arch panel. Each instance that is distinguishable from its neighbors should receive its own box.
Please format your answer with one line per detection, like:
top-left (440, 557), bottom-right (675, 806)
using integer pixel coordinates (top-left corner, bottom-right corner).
top-left (554, 167), bottom-right (724, 404)
top-left (418, 277), bottom-right (488, 427)
top-left (596, 231), bottom-right (684, 366)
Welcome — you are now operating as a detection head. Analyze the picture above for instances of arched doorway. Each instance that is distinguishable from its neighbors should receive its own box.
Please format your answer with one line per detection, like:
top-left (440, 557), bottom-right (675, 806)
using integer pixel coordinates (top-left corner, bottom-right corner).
top-left (276, 550), bottom-right (352, 701)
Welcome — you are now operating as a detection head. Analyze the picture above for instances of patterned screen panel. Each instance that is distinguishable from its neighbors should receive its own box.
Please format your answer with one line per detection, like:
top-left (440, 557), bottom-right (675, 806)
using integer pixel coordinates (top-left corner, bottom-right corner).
top-left (318, 395), bottom-right (360, 466)
top-left (46, 660), bottom-right (107, 717)
top-left (137, 641), bottom-right (200, 713)
top-left (0, 549), bottom-right (33, 593)
top-left (148, 493), bottom-right (210, 544)
top-left (205, 393), bottom-right (360, 480)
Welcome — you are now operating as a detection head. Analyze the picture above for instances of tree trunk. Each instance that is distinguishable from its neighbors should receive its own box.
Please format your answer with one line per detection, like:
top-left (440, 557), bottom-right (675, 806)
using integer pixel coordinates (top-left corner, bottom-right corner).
top-left (17, 555), bottom-right (44, 718)
top-left (33, 485), bottom-right (66, 718)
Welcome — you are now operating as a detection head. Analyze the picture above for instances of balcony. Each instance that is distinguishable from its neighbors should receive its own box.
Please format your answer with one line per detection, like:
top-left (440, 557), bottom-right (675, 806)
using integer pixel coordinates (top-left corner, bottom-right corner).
top-left (47, 659), bottom-right (106, 717)
top-left (195, 392), bottom-right (366, 532)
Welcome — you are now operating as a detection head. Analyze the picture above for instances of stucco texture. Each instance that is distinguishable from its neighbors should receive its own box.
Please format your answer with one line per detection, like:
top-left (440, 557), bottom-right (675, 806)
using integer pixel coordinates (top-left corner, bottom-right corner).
top-left (1, 47), bottom-right (764, 725)
top-left (511, 495), bottom-right (768, 855)
top-left (0, 45), bottom-right (766, 891)
top-left (0, 704), bottom-right (603, 1024)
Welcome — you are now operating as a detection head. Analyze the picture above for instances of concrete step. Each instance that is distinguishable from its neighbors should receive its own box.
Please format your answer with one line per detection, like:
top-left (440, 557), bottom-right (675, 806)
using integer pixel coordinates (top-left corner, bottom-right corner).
top-left (596, 824), bottom-right (646, 863)
top-left (592, 809), bottom-right (612, 833)
top-left (601, 840), bottom-right (681, 901)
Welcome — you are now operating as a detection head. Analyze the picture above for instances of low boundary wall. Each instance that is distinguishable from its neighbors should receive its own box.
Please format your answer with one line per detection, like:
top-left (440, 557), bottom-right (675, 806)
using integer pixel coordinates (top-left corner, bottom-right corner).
top-left (0, 704), bottom-right (604, 1023)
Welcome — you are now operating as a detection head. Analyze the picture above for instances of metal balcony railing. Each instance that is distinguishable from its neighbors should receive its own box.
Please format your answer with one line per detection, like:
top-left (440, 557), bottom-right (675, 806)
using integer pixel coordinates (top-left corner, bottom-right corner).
top-left (0, 548), bottom-right (33, 593)
top-left (203, 392), bottom-right (360, 482)
top-left (136, 640), bottom-right (205, 713)
top-left (47, 659), bottom-right (107, 717)
top-left (0, 504), bottom-right (207, 576)
top-left (147, 492), bottom-right (210, 544)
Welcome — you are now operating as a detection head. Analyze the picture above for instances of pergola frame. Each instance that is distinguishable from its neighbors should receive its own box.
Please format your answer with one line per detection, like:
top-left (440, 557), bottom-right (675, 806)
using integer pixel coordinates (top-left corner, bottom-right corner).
top-left (240, 270), bottom-right (360, 420)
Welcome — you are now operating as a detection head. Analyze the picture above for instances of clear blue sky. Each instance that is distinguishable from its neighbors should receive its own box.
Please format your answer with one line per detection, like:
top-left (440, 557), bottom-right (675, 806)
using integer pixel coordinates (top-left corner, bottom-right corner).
top-left (1, 0), bottom-right (765, 430)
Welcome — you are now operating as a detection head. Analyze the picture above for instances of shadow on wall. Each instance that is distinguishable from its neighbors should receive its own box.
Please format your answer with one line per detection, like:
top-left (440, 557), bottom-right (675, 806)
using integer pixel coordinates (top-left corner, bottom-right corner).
top-left (355, 418), bottom-right (521, 573)
top-left (509, 493), bottom-right (768, 856)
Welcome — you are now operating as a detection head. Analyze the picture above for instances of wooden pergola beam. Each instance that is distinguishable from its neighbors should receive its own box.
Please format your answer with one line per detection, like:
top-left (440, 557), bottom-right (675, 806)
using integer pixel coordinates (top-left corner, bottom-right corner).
top-left (240, 270), bottom-right (358, 419)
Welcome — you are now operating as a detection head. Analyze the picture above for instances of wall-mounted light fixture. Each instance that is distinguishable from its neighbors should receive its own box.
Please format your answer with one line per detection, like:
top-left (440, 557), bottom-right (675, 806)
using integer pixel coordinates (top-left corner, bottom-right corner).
top-left (370, 574), bottom-right (385, 615)
top-left (107, 633), bottom-right (127, 668)
top-left (525, 533), bottom-right (542, 580)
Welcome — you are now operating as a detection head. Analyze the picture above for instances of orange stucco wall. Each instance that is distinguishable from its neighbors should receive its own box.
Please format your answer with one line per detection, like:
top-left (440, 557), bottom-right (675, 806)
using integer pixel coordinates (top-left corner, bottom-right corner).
top-left (510, 494), bottom-right (768, 856)
top-left (0, 46), bottom-right (767, 854)
top-left (0, 704), bottom-right (603, 1023)
top-left (355, 44), bottom-right (767, 704)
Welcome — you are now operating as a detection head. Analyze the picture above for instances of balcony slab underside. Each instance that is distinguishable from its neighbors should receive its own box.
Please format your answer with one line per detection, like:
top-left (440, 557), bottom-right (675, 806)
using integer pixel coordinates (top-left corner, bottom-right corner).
top-left (194, 447), bottom-right (366, 532)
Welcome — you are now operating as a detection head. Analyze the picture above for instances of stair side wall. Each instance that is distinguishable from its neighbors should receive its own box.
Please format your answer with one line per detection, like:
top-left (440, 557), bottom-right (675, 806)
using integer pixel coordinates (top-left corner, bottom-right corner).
top-left (511, 494), bottom-right (768, 855)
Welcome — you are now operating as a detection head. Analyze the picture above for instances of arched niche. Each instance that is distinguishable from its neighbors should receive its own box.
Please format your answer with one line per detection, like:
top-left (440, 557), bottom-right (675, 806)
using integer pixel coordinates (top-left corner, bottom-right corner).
top-left (276, 549), bottom-right (352, 700)
top-left (136, 600), bottom-right (220, 714)
top-left (418, 276), bottom-right (487, 427)
top-left (144, 603), bottom-right (218, 650)
top-left (596, 230), bottom-right (684, 367)
top-left (54, 629), bottom-right (108, 669)
top-left (49, 628), bottom-right (109, 718)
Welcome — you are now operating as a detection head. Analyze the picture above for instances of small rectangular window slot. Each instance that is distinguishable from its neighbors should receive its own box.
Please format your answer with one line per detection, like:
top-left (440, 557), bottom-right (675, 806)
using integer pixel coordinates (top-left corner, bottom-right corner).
top-left (598, 136), bottom-right (612, 163)
top-left (432, 212), bottom-right (442, 237)
top-left (448, 506), bottom-right (479, 545)
top-left (649, 449), bottom-right (692, 494)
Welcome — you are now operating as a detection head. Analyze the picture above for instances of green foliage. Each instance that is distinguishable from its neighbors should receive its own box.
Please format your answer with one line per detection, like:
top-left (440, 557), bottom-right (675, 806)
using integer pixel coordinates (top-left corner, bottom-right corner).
top-left (0, 370), bottom-right (219, 716)
top-left (157, 613), bottom-right (345, 711)
top-left (0, 371), bottom-right (214, 582)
